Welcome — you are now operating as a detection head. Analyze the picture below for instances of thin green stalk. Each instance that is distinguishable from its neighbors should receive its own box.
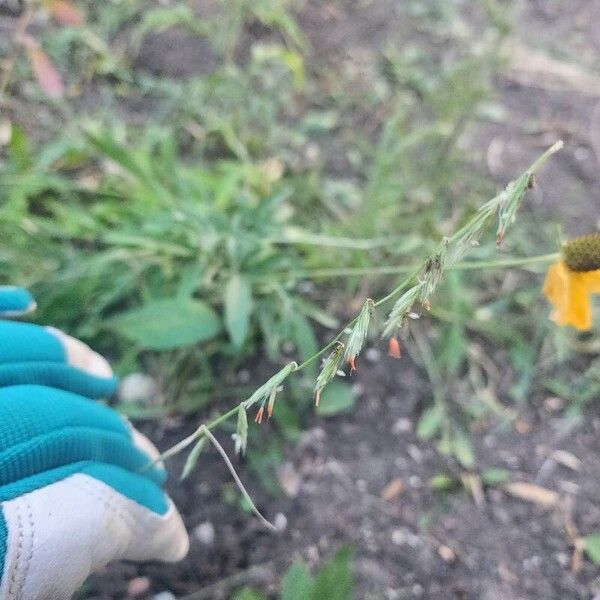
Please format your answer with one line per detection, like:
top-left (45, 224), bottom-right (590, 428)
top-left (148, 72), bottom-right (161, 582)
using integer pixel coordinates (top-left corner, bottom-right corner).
top-left (249, 252), bottom-right (559, 282)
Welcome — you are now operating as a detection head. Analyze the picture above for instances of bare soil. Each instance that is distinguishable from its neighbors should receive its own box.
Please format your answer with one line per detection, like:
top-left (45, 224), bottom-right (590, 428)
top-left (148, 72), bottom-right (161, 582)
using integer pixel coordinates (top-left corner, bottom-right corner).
top-left (89, 351), bottom-right (600, 600)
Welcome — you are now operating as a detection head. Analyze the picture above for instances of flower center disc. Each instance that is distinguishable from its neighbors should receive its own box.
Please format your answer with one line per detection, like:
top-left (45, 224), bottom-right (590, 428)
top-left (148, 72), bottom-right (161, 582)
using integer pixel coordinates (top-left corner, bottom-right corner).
top-left (563, 233), bottom-right (600, 272)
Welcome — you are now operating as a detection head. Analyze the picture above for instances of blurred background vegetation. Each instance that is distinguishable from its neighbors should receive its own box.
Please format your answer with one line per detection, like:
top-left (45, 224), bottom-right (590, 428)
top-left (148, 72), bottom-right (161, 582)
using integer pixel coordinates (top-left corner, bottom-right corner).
top-left (1, 1), bottom-right (600, 595)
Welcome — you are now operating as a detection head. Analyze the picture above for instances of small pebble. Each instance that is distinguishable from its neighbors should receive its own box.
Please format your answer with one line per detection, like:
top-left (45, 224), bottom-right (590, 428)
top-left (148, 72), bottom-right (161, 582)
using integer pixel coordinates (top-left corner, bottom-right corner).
top-left (407, 445), bottom-right (423, 463)
top-left (127, 576), bottom-right (151, 598)
top-left (274, 512), bottom-right (287, 531)
top-left (277, 462), bottom-right (301, 498)
top-left (554, 552), bottom-right (569, 567)
top-left (523, 555), bottom-right (542, 571)
top-left (574, 146), bottom-right (589, 161)
top-left (391, 527), bottom-right (421, 547)
top-left (365, 347), bottom-right (380, 362)
top-left (193, 521), bottom-right (215, 546)
top-left (438, 545), bottom-right (456, 563)
top-left (152, 593), bottom-right (176, 600)
top-left (119, 374), bottom-right (159, 405)
top-left (408, 475), bottom-right (422, 488)
top-left (392, 418), bottom-right (412, 434)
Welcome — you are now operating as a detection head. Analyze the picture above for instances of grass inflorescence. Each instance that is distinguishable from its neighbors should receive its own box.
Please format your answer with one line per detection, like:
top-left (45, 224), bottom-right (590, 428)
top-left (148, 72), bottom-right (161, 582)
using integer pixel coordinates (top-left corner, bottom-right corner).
top-left (161, 142), bottom-right (563, 494)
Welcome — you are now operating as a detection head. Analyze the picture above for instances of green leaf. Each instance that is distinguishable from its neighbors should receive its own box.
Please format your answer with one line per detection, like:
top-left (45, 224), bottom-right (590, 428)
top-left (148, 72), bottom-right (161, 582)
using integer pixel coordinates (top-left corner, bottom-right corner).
top-left (231, 587), bottom-right (267, 600)
top-left (180, 437), bottom-right (206, 481)
top-left (108, 297), bottom-right (221, 350)
top-left (9, 124), bottom-right (31, 172)
top-left (429, 474), bottom-right (457, 491)
top-left (416, 404), bottom-right (443, 440)
top-left (236, 405), bottom-right (248, 455)
top-left (281, 563), bottom-right (314, 600)
top-left (480, 468), bottom-right (509, 486)
top-left (225, 274), bottom-right (252, 348)
top-left (290, 312), bottom-right (318, 360)
top-left (584, 533), bottom-right (600, 564)
top-left (316, 381), bottom-right (355, 417)
top-left (86, 132), bottom-right (152, 186)
top-left (137, 5), bottom-right (209, 40)
top-left (310, 547), bottom-right (353, 600)
top-left (452, 429), bottom-right (475, 469)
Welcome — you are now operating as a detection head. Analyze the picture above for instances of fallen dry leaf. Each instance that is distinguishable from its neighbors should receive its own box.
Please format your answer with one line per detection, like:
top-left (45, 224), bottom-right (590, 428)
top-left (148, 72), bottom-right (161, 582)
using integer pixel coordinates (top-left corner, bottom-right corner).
top-left (21, 35), bottom-right (64, 98)
top-left (551, 450), bottom-right (582, 472)
top-left (503, 482), bottom-right (558, 508)
top-left (506, 41), bottom-right (600, 96)
top-left (380, 478), bottom-right (404, 501)
top-left (46, 0), bottom-right (84, 26)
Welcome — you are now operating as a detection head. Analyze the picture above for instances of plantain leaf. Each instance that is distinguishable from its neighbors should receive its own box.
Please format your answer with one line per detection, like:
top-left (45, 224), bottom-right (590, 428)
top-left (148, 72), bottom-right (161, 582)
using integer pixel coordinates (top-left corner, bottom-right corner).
top-left (108, 297), bottom-right (221, 350)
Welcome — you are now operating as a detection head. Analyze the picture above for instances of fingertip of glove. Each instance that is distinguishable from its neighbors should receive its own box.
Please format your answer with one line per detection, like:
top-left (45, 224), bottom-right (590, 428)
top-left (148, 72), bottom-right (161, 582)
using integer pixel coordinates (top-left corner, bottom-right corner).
top-left (46, 328), bottom-right (113, 379)
top-left (162, 500), bottom-right (190, 562)
top-left (0, 287), bottom-right (36, 317)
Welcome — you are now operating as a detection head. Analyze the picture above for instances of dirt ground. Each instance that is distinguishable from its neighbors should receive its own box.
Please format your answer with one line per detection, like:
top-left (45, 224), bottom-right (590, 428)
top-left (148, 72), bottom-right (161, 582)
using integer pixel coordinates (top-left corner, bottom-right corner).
top-left (10, 0), bottom-right (600, 598)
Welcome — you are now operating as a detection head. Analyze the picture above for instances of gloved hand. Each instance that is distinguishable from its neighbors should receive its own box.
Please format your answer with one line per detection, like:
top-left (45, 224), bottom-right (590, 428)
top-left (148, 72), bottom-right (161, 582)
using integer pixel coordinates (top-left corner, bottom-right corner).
top-left (0, 288), bottom-right (189, 599)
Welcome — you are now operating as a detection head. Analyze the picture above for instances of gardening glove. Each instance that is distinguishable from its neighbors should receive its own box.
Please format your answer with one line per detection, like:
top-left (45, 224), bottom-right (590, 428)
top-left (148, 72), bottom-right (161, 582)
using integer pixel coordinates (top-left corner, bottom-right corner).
top-left (0, 288), bottom-right (189, 600)
top-left (0, 287), bottom-right (117, 398)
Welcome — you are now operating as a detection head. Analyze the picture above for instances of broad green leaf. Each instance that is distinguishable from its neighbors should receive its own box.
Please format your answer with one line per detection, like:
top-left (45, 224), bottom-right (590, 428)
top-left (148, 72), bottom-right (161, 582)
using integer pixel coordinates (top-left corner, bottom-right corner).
top-left (281, 563), bottom-right (314, 600)
top-left (225, 274), bottom-right (252, 348)
top-left (177, 262), bottom-right (205, 298)
top-left (231, 587), bottom-right (267, 600)
top-left (310, 547), bottom-right (353, 600)
top-left (316, 382), bottom-right (355, 417)
top-left (416, 404), bottom-right (443, 440)
top-left (584, 533), bottom-right (600, 564)
top-left (108, 297), bottom-right (221, 350)
top-left (480, 468), bottom-right (509, 486)
top-left (290, 312), bottom-right (318, 360)
top-left (452, 429), bottom-right (475, 469)
top-left (429, 474), bottom-right (457, 491)
top-left (181, 437), bottom-right (206, 481)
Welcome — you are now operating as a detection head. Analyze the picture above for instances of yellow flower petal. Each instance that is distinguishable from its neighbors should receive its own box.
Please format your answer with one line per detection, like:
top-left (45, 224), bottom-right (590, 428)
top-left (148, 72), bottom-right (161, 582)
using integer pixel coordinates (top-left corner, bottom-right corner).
top-left (542, 260), bottom-right (600, 331)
